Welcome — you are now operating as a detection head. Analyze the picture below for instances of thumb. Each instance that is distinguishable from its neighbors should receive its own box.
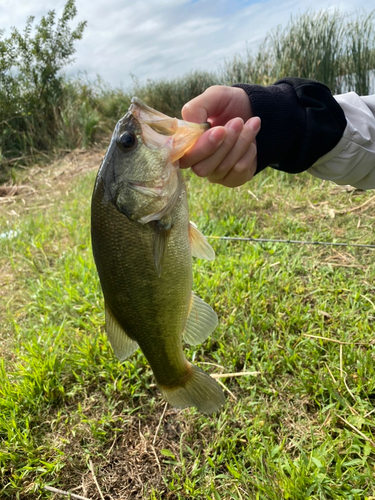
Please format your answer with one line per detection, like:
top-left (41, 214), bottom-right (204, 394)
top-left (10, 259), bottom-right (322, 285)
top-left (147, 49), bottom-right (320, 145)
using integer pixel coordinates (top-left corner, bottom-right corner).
top-left (181, 94), bottom-right (209, 124)
top-left (181, 85), bottom-right (230, 123)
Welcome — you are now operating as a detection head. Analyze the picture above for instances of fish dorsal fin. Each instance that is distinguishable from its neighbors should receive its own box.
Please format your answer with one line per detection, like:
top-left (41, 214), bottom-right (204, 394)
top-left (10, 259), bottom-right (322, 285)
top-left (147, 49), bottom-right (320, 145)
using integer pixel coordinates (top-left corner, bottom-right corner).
top-left (188, 222), bottom-right (215, 260)
top-left (105, 304), bottom-right (139, 361)
top-left (153, 218), bottom-right (172, 277)
top-left (183, 292), bottom-right (218, 346)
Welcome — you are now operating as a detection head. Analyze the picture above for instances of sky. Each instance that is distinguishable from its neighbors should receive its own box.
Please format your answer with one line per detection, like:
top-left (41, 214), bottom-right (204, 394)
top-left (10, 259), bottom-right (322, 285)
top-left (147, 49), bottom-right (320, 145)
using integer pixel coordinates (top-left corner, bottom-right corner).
top-left (1, 0), bottom-right (375, 89)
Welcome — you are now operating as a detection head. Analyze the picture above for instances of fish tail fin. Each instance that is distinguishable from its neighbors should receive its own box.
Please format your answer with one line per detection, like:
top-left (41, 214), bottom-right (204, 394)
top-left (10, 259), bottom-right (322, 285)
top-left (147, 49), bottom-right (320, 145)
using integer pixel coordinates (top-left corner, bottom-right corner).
top-left (158, 364), bottom-right (225, 414)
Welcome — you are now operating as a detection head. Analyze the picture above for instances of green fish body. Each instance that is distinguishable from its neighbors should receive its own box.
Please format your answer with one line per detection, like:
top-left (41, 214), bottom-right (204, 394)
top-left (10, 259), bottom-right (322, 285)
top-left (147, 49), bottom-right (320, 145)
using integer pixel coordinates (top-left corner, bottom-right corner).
top-left (91, 98), bottom-right (225, 413)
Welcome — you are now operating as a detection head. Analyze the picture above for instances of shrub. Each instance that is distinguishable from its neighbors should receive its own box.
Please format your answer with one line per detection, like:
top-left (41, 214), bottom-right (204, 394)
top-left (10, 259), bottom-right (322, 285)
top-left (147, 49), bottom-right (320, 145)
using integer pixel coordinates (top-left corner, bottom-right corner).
top-left (0, 0), bottom-right (86, 172)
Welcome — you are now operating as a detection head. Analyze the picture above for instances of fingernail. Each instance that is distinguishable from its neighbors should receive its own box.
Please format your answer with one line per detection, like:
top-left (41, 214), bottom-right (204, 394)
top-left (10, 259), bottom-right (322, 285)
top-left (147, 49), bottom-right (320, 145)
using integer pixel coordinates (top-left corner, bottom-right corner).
top-left (246, 117), bottom-right (261, 134)
top-left (208, 127), bottom-right (225, 145)
top-left (227, 117), bottom-right (243, 132)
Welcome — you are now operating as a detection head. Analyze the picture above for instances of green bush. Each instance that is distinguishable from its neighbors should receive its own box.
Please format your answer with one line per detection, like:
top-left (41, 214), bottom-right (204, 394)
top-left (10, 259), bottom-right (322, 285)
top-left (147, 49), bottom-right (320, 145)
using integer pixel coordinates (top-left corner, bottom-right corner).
top-left (0, 0), bottom-right (86, 174)
top-left (132, 71), bottom-right (220, 118)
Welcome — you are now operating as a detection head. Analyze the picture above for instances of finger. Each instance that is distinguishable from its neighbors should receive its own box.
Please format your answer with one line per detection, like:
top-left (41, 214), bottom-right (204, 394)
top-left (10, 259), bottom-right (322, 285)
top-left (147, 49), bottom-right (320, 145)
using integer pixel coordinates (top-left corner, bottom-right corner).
top-left (179, 126), bottom-right (226, 169)
top-left (206, 117), bottom-right (260, 184)
top-left (181, 86), bottom-right (236, 124)
top-left (217, 143), bottom-right (258, 188)
top-left (191, 118), bottom-right (244, 178)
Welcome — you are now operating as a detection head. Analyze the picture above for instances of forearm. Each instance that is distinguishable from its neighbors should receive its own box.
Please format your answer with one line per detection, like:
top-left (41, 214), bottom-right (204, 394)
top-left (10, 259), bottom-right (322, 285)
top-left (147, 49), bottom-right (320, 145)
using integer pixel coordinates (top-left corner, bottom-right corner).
top-left (308, 93), bottom-right (375, 189)
top-left (235, 78), bottom-right (375, 189)
top-left (233, 78), bottom-right (347, 174)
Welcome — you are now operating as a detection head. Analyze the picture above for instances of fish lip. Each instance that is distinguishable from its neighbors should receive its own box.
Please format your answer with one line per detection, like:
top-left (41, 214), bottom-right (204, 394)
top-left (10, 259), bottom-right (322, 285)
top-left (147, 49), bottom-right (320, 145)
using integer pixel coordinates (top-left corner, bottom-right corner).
top-left (127, 181), bottom-right (162, 198)
top-left (129, 97), bottom-right (165, 118)
top-left (127, 166), bottom-right (174, 198)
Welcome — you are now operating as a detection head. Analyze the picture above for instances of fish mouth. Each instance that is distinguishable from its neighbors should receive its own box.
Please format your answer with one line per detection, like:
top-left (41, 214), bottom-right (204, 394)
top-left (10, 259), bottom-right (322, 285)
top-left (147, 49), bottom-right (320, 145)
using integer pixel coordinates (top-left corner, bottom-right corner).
top-left (129, 97), bottom-right (210, 162)
top-left (127, 160), bottom-right (177, 199)
top-left (127, 182), bottom-right (163, 198)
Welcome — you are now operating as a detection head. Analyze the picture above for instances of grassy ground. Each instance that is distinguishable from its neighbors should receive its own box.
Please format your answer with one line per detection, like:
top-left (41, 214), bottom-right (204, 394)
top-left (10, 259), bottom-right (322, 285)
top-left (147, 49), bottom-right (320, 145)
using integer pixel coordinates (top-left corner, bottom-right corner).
top-left (1, 151), bottom-right (375, 499)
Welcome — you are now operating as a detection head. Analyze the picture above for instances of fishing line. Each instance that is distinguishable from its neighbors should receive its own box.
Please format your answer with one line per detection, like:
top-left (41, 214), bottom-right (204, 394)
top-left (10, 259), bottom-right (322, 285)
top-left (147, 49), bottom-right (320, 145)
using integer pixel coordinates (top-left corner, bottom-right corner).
top-left (207, 235), bottom-right (375, 249)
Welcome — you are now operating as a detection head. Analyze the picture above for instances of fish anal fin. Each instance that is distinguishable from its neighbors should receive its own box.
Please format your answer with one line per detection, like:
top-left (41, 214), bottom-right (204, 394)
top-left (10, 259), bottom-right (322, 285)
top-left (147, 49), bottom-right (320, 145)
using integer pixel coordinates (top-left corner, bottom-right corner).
top-left (158, 364), bottom-right (225, 414)
top-left (183, 292), bottom-right (218, 346)
top-left (105, 304), bottom-right (138, 361)
top-left (188, 222), bottom-right (215, 260)
top-left (153, 218), bottom-right (172, 277)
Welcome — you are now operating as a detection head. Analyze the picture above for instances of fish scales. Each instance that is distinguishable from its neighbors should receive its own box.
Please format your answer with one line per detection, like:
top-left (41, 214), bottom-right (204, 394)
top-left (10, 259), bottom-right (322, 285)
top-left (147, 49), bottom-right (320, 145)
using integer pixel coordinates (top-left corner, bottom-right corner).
top-left (92, 177), bottom-right (192, 386)
top-left (91, 97), bottom-right (225, 413)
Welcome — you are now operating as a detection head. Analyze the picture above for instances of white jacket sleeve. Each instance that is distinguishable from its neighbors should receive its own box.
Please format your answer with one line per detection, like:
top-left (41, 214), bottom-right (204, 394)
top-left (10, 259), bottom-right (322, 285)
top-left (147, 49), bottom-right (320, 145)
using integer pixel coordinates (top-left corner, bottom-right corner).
top-left (308, 92), bottom-right (375, 189)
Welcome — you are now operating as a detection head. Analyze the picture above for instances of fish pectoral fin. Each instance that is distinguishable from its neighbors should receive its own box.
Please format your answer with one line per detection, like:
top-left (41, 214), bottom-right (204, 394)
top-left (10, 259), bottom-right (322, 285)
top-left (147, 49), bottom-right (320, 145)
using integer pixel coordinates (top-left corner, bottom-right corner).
top-left (188, 222), bottom-right (215, 260)
top-left (105, 304), bottom-right (139, 361)
top-left (153, 219), bottom-right (172, 277)
top-left (183, 292), bottom-right (218, 346)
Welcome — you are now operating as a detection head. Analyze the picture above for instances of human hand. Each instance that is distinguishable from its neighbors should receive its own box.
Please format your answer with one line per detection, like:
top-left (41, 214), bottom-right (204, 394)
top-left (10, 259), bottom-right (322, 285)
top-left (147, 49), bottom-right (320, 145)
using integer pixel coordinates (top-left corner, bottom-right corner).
top-left (180, 86), bottom-right (260, 188)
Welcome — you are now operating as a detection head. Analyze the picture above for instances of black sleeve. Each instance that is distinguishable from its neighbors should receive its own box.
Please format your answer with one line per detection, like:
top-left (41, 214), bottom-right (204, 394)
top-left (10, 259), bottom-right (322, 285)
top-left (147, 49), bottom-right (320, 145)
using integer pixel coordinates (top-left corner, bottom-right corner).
top-left (233, 78), bottom-right (347, 175)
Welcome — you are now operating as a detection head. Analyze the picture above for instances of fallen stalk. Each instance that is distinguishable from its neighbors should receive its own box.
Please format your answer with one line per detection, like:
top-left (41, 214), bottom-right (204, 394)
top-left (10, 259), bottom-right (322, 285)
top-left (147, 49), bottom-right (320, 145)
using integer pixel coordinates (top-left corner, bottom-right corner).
top-left (208, 235), bottom-right (375, 249)
top-left (44, 486), bottom-right (91, 500)
top-left (211, 371), bottom-right (260, 379)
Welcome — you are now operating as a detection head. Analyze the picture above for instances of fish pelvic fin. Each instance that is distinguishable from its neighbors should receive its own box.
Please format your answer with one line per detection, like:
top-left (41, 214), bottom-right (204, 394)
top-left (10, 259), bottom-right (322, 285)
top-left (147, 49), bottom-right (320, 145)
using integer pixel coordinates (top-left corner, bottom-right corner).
top-left (158, 364), bottom-right (225, 414)
top-left (188, 222), bottom-right (215, 260)
top-left (105, 304), bottom-right (139, 361)
top-left (184, 292), bottom-right (218, 345)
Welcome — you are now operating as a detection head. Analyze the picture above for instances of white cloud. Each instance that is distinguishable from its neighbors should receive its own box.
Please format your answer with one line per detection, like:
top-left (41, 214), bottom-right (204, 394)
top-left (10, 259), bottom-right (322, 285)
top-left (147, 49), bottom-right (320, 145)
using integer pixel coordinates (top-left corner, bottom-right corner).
top-left (1, 0), bottom-right (374, 88)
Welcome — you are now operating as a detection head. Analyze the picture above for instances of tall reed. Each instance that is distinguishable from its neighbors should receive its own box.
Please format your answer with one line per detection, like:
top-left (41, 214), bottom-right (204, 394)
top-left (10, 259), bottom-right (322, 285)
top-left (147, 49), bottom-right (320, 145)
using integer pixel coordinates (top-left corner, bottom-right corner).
top-left (344, 12), bottom-right (375, 95)
top-left (1, 8), bottom-right (375, 180)
top-left (257, 9), bottom-right (375, 94)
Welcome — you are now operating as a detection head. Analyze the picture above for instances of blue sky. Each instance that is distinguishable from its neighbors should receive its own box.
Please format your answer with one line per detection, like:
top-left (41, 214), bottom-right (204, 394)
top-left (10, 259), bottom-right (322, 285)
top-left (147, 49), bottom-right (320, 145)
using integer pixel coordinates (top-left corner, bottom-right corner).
top-left (1, 0), bottom-right (374, 89)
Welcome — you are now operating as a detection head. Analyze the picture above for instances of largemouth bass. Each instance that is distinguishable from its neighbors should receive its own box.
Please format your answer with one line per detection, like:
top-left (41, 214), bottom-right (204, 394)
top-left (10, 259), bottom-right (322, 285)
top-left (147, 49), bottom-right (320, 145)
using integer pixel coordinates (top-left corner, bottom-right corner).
top-left (91, 98), bottom-right (225, 414)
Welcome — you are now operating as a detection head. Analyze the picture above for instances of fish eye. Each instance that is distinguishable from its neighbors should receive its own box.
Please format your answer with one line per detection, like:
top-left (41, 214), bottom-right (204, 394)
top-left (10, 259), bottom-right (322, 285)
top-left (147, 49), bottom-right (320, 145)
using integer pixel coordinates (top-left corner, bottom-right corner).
top-left (116, 131), bottom-right (137, 152)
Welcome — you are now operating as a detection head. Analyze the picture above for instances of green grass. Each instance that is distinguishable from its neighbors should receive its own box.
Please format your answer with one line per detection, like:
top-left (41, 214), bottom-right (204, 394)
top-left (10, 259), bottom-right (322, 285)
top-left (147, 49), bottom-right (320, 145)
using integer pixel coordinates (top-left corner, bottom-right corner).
top-left (1, 158), bottom-right (375, 499)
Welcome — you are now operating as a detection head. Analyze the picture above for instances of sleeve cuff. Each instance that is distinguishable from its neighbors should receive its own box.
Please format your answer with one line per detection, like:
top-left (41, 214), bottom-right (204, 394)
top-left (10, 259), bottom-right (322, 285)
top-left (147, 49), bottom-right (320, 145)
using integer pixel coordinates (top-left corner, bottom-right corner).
top-left (233, 79), bottom-right (346, 175)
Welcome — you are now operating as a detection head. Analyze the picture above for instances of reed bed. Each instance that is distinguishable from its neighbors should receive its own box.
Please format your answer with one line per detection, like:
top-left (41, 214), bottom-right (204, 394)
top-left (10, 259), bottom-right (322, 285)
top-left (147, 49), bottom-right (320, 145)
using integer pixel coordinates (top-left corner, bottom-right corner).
top-left (1, 8), bottom-right (375, 180)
